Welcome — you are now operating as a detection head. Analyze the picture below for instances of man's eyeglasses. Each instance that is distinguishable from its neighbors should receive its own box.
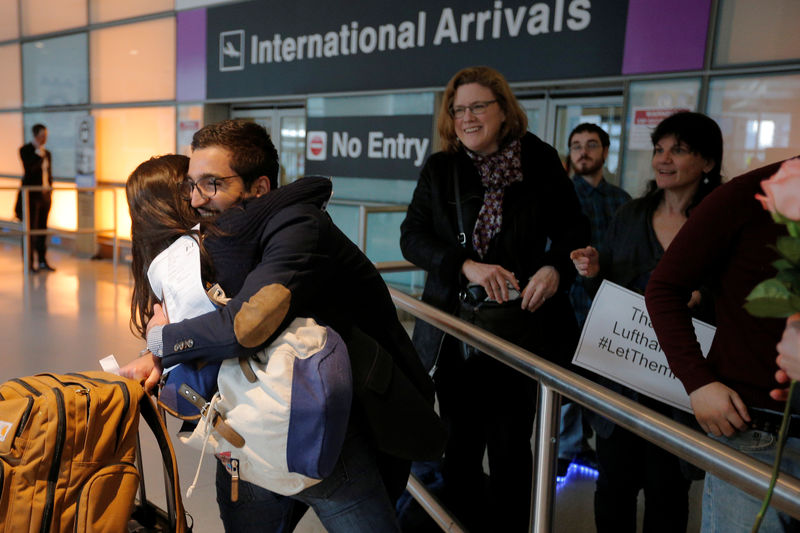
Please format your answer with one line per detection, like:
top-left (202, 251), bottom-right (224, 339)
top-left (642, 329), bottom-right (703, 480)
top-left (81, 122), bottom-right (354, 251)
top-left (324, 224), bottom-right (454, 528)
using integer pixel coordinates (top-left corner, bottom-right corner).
top-left (450, 100), bottom-right (498, 119)
top-left (180, 175), bottom-right (239, 200)
top-left (570, 141), bottom-right (602, 153)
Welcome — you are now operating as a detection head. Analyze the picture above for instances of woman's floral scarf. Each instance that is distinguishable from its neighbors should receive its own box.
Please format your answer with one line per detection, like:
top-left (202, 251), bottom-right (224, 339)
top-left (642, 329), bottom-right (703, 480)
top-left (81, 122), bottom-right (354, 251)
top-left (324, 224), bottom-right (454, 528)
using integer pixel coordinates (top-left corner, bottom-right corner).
top-left (466, 138), bottom-right (523, 258)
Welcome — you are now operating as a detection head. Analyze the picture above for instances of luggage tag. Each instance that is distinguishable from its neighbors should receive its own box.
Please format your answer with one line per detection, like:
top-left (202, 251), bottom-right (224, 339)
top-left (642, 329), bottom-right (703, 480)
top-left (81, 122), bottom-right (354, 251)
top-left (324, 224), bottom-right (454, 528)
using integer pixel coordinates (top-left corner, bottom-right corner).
top-left (216, 452), bottom-right (240, 502)
top-left (0, 397), bottom-right (32, 455)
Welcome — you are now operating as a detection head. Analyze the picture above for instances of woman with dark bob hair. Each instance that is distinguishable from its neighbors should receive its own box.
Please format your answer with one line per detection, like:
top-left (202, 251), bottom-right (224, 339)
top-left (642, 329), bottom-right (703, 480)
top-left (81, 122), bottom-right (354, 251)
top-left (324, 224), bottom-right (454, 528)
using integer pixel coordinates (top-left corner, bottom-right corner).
top-left (400, 66), bottom-right (589, 531)
top-left (571, 111), bottom-right (724, 533)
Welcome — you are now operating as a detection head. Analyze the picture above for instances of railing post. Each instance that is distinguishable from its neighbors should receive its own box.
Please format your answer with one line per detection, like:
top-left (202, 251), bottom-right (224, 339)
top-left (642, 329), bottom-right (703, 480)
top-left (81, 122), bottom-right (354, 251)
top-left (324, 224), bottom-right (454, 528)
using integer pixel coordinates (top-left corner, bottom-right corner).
top-left (22, 187), bottom-right (30, 278)
top-left (357, 205), bottom-right (367, 252)
top-left (112, 187), bottom-right (118, 273)
top-left (531, 382), bottom-right (561, 533)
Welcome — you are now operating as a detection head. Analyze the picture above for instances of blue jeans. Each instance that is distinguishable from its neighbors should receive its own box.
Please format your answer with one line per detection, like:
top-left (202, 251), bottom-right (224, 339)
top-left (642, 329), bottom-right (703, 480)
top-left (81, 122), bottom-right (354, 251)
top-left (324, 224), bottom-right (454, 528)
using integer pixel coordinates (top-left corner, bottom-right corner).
top-left (702, 430), bottom-right (800, 533)
top-left (216, 429), bottom-right (401, 533)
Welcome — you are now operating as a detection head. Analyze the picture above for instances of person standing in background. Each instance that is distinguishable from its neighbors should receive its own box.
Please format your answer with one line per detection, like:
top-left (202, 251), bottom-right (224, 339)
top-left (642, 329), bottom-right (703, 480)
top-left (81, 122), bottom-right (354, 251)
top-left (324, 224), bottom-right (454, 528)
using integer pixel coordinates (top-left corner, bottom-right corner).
top-left (647, 158), bottom-right (800, 532)
top-left (557, 123), bottom-right (631, 476)
top-left (572, 111), bottom-right (723, 533)
top-left (400, 66), bottom-right (588, 532)
top-left (18, 123), bottom-right (54, 272)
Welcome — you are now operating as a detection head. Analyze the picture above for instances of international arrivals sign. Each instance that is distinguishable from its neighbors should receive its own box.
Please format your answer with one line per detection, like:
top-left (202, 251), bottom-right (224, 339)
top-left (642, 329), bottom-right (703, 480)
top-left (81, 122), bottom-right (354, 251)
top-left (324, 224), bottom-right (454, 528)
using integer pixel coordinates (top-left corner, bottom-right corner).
top-left (205, 0), bottom-right (628, 98)
top-left (305, 115), bottom-right (432, 179)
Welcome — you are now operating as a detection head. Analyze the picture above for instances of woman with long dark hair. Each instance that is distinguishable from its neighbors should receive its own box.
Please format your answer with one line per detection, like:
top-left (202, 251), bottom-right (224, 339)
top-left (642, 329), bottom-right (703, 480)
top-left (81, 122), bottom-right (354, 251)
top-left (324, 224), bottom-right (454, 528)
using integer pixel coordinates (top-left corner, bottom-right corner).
top-left (571, 111), bottom-right (724, 533)
top-left (126, 155), bottom-right (215, 339)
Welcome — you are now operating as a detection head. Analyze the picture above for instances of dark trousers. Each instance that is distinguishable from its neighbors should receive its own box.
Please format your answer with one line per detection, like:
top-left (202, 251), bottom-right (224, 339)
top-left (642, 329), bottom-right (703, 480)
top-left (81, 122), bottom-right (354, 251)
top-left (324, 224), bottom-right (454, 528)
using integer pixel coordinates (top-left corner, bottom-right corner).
top-left (23, 191), bottom-right (51, 265)
top-left (434, 339), bottom-right (537, 533)
top-left (594, 424), bottom-right (691, 533)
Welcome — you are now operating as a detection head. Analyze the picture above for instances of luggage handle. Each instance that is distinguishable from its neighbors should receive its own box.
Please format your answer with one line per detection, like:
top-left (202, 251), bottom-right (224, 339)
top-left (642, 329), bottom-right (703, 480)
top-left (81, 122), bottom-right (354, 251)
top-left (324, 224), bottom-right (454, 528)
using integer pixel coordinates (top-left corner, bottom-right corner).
top-left (138, 392), bottom-right (190, 532)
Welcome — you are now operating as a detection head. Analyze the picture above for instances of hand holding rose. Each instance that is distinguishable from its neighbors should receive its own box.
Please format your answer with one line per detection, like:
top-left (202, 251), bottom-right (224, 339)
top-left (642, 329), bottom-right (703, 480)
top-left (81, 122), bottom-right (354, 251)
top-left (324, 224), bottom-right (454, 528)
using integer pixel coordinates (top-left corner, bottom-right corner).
top-left (756, 158), bottom-right (800, 220)
top-left (771, 314), bottom-right (800, 401)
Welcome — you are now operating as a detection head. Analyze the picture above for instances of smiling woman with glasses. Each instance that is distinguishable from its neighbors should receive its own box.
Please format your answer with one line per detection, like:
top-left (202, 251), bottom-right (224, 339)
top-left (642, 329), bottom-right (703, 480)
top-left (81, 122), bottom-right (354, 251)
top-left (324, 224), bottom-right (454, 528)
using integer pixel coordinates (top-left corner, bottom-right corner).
top-left (400, 65), bottom-right (590, 532)
top-left (449, 99), bottom-right (497, 119)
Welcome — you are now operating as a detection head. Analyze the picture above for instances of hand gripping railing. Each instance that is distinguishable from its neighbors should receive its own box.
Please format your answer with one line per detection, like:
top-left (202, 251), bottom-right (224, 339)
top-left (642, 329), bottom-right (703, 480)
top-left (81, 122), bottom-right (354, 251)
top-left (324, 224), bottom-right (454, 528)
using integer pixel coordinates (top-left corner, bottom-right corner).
top-left (387, 287), bottom-right (800, 533)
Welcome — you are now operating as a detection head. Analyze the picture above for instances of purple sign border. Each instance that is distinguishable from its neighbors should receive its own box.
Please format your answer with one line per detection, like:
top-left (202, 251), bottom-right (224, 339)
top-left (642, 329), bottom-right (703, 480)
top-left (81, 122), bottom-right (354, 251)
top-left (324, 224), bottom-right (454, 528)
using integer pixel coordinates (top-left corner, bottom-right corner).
top-left (177, 9), bottom-right (207, 102)
top-left (622, 0), bottom-right (712, 74)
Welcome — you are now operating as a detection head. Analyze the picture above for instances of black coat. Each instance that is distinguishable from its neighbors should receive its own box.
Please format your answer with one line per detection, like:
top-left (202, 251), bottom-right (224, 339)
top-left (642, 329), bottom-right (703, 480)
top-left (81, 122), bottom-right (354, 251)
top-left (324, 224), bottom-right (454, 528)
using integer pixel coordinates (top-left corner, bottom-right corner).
top-left (16, 143), bottom-right (52, 221)
top-left (400, 132), bottom-right (590, 369)
top-left (160, 177), bottom-right (446, 465)
top-left (19, 142), bottom-right (52, 187)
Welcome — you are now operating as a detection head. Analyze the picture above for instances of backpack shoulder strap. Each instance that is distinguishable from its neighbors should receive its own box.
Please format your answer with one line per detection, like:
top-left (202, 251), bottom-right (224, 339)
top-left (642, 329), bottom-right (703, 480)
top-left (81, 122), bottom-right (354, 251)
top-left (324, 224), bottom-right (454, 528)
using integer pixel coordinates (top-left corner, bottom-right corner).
top-left (139, 393), bottom-right (189, 532)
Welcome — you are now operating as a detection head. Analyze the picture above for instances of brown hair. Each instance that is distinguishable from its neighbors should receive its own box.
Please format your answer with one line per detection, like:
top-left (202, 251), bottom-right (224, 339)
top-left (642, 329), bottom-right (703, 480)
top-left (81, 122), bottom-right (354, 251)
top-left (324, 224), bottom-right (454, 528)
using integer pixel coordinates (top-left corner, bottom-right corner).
top-left (437, 66), bottom-right (528, 153)
top-left (191, 119), bottom-right (280, 190)
top-left (126, 154), bottom-right (216, 339)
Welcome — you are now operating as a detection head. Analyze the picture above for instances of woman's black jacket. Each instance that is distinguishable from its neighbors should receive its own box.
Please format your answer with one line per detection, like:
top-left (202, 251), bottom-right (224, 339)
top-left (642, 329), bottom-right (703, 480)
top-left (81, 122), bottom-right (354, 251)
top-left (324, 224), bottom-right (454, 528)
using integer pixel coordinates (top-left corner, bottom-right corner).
top-left (400, 132), bottom-right (590, 370)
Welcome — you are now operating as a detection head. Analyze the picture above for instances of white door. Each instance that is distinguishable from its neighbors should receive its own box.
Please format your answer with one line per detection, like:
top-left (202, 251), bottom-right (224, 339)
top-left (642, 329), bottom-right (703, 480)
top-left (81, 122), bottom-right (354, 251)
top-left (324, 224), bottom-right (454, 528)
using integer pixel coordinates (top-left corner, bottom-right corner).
top-left (546, 96), bottom-right (624, 180)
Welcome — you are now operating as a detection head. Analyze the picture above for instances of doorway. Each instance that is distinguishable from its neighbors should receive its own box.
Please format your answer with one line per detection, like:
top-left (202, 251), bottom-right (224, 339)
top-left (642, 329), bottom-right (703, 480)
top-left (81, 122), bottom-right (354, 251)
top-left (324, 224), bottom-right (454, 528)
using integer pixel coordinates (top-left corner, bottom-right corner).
top-left (546, 96), bottom-right (624, 182)
top-left (230, 107), bottom-right (306, 186)
top-left (519, 94), bottom-right (623, 182)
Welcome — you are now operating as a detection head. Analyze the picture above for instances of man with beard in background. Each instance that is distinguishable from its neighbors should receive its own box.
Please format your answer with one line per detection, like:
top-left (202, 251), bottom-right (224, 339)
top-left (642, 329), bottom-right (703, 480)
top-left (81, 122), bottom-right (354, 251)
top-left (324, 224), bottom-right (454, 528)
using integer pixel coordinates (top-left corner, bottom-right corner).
top-left (557, 123), bottom-right (631, 476)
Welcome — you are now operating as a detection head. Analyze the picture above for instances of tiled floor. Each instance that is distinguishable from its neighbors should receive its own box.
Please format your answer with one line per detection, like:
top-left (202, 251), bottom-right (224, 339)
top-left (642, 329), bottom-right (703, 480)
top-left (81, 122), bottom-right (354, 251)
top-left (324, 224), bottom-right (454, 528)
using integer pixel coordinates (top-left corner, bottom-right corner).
top-left (2, 242), bottom-right (701, 532)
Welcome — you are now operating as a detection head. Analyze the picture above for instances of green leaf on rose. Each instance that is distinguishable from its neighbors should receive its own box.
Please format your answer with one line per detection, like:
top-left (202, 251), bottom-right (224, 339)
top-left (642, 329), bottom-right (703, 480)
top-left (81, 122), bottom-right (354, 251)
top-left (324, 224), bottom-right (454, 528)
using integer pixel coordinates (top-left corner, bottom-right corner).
top-left (776, 268), bottom-right (800, 290)
top-left (743, 278), bottom-right (800, 317)
top-left (776, 236), bottom-right (800, 265)
top-left (788, 220), bottom-right (800, 239)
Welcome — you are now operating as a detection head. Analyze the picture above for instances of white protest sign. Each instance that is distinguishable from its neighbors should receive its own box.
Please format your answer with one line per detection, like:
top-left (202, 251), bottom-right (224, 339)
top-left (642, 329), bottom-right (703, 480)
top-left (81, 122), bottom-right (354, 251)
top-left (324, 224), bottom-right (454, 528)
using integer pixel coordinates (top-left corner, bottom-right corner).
top-left (572, 280), bottom-right (715, 412)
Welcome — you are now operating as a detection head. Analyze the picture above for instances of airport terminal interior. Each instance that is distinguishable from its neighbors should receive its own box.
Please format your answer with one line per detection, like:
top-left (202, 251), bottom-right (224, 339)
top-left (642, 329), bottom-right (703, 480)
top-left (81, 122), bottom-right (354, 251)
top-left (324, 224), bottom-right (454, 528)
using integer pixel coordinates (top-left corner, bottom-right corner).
top-left (3, 0), bottom-right (800, 531)
top-left (1, 244), bottom-right (703, 532)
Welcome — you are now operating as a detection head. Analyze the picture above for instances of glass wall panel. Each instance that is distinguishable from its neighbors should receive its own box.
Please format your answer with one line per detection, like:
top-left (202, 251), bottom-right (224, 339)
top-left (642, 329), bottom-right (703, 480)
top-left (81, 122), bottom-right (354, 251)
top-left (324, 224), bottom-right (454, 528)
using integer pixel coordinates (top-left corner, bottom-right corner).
top-left (0, 0), bottom-right (19, 41)
top-left (177, 104), bottom-right (203, 156)
top-left (551, 100), bottom-right (623, 178)
top-left (49, 183), bottom-right (77, 231)
top-left (620, 79), bottom-right (701, 196)
top-left (0, 177), bottom-right (19, 220)
top-left (0, 44), bottom-right (21, 109)
top-left (93, 106), bottom-right (176, 239)
top-left (90, 18), bottom-right (175, 104)
top-left (23, 111), bottom-right (89, 179)
top-left (21, 0), bottom-right (87, 36)
top-left (23, 34), bottom-right (88, 107)
top-left (90, 0), bottom-right (172, 24)
top-left (307, 93), bottom-right (433, 119)
top-left (280, 115), bottom-right (305, 185)
top-left (93, 106), bottom-right (176, 183)
top-left (714, 0), bottom-right (800, 66)
top-left (520, 99), bottom-right (546, 138)
top-left (0, 112), bottom-right (23, 176)
top-left (707, 74), bottom-right (800, 178)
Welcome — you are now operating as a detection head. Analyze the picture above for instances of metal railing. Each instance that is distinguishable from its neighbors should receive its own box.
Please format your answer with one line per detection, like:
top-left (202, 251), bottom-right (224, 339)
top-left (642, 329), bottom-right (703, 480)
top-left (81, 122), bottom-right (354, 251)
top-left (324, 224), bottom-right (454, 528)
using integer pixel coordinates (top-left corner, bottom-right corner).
top-left (386, 286), bottom-right (800, 532)
top-left (1, 185), bottom-right (119, 277)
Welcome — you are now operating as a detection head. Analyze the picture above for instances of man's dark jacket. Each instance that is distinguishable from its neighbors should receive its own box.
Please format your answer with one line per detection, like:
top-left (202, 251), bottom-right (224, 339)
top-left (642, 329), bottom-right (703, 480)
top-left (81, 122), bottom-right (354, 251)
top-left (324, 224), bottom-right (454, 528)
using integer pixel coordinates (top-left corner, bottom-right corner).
top-left (16, 142), bottom-right (52, 220)
top-left (159, 177), bottom-right (446, 477)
